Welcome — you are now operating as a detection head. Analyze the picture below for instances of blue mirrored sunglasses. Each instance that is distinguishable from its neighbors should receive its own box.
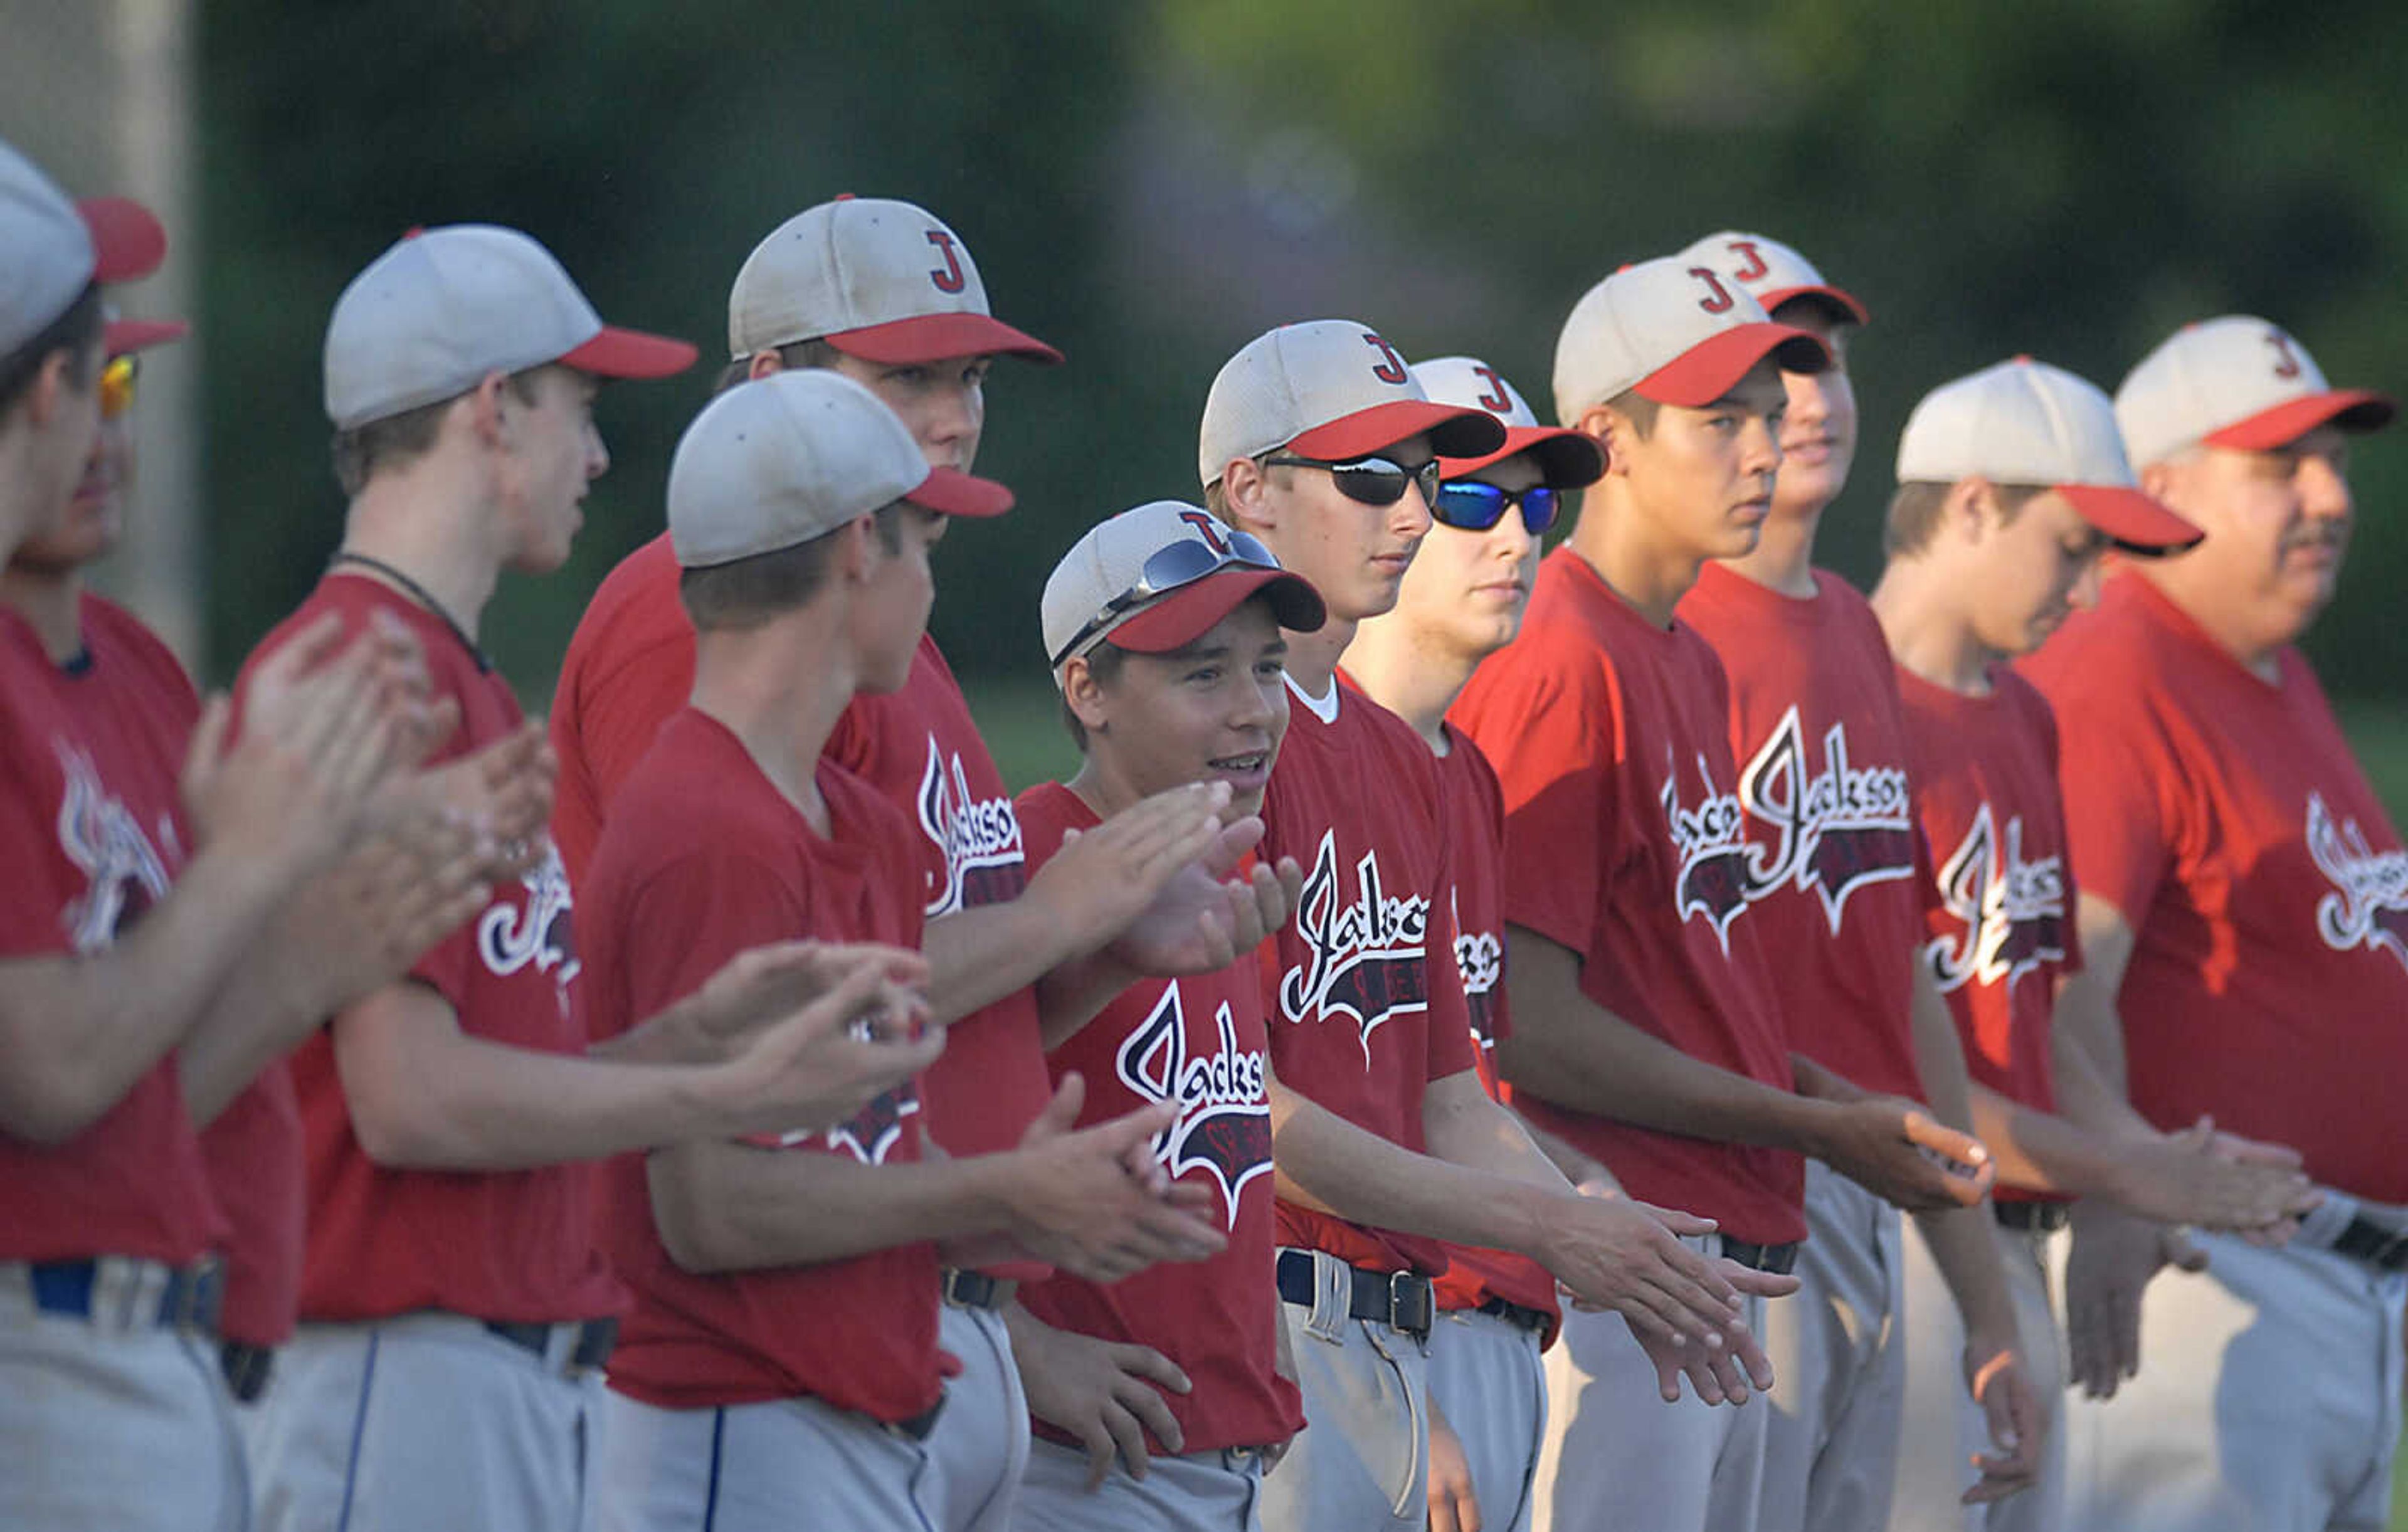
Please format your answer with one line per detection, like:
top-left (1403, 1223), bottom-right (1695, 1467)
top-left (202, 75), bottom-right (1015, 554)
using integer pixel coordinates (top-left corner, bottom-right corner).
top-left (1431, 480), bottom-right (1561, 536)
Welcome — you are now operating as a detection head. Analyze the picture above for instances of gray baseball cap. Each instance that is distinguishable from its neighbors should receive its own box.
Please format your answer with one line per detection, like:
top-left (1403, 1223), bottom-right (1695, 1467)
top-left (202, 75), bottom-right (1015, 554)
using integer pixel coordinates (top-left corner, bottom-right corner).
top-left (1042, 500), bottom-right (1324, 672)
top-left (668, 369), bottom-right (1012, 570)
top-left (1, 137), bottom-right (167, 357)
top-left (2114, 316), bottom-right (2395, 471)
top-left (323, 224), bottom-right (698, 430)
top-left (1198, 320), bottom-right (1505, 489)
top-left (1553, 255), bottom-right (1830, 426)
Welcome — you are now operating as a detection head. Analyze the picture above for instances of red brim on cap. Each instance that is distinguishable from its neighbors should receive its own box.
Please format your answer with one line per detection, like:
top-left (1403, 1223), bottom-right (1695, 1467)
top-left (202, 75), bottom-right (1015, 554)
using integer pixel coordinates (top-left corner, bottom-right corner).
top-left (1761, 283), bottom-right (1870, 327)
top-left (1289, 399), bottom-right (1508, 464)
top-left (2202, 389), bottom-right (2397, 452)
top-left (830, 311), bottom-right (1064, 366)
top-left (906, 465), bottom-right (1015, 519)
top-left (104, 317), bottom-right (188, 356)
top-left (2059, 483), bottom-right (2205, 552)
top-left (559, 325), bottom-right (700, 380)
top-left (77, 197), bottom-right (167, 284)
top-left (1106, 568), bottom-right (1328, 653)
top-left (1635, 324), bottom-right (1832, 408)
top-left (1440, 423), bottom-right (1607, 487)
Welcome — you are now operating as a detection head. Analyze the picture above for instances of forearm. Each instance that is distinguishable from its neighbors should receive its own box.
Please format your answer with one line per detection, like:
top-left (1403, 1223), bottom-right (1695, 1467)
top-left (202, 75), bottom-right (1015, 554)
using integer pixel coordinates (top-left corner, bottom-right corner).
top-left (1267, 1074), bottom-right (1558, 1260)
top-left (2049, 985), bottom-right (2156, 1140)
top-left (0, 848), bottom-right (294, 1143)
top-left (1032, 951), bottom-right (1139, 1052)
top-left (1515, 1106), bottom-right (1620, 1191)
top-left (1908, 968), bottom-right (1978, 1133)
top-left (334, 987), bottom-right (742, 1170)
top-left (648, 1136), bottom-right (1013, 1272)
top-left (2059, 893), bottom-right (2136, 1096)
top-left (1422, 1074), bottom-right (1571, 1195)
top-left (1913, 1198), bottom-right (2019, 1344)
top-left (924, 902), bottom-right (1081, 1028)
top-left (1965, 1080), bottom-right (2123, 1198)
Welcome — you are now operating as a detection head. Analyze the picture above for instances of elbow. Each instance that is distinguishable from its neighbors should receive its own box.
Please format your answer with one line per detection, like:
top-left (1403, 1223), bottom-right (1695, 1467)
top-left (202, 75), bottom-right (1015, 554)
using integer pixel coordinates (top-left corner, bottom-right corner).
top-left (0, 1078), bottom-right (110, 1148)
top-left (346, 1083), bottom-right (470, 1170)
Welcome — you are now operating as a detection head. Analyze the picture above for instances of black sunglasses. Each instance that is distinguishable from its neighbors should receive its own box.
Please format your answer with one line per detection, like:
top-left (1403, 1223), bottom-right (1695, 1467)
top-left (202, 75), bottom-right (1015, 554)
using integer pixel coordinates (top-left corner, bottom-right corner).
top-left (1049, 528), bottom-right (1283, 667)
top-left (1261, 453), bottom-right (1441, 510)
top-left (1432, 480), bottom-right (1562, 537)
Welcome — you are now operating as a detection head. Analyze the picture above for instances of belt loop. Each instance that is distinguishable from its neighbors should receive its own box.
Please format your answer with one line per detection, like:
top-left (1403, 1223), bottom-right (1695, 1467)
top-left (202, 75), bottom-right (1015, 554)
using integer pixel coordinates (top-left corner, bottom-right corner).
top-left (1303, 1250), bottom-right (1349, 1343)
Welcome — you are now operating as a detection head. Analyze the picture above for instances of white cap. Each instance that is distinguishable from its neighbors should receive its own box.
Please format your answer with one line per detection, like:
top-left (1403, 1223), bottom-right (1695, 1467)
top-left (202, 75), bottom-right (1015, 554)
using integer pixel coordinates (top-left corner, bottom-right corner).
top-left (2113, 315), bottom-right (2395, 470)
top-left (668, 370), bottom-right (1013, 570)
top-left (727, 196), bottom-right (1061, 365)
top-left (0, 138), bottom-right (166, 357)
top-left (1197, 320), bottom-right (1505, 488)
top-left (1896, 356), bottom-right (2202, 549)
top-left (1408, 356), bottom-right (1604, 486)
top-left (1041, 500), bottom-right (1324, 671)
top-left (323, 225), bottom-right (697, 430)
top-left (1676, 231), bottom-right (1867, 325)
top-left (1552, 255), bottom-right (1830, 425)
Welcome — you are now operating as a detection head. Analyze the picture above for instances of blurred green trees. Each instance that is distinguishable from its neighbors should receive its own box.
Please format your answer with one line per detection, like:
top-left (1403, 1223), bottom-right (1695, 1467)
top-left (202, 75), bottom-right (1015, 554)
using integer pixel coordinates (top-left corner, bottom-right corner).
top-left (198, 0), bottom-right (2402, 700)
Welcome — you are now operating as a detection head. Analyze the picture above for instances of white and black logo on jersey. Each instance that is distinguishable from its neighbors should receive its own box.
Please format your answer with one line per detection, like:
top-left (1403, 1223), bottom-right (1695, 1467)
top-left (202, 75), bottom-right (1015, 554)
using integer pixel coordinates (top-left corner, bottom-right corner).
top-left (53, 741), bottom-right (177, 955)
top-left (2306, 791), bottom-right (2408, 973)
top-left (917, 735), bottom-right (1027, 917)
top-left (770, 1084), bottom-right (923, 1166)
top-left (1923, 804), bottom-right (2066, 993)
top-left (478, 840), bottom-right (579, 997)
top-left (1279, 830), bottom-right (1432, 1067)
top-left (1662, 750), bottom-right (1755, 950)
top-left (1116, 983), bottom-right (1272, 1230)
top-left (1736, 708), bottom-right (1917, 932)
top-left (1450, 887), bottom-right (1503, 1050)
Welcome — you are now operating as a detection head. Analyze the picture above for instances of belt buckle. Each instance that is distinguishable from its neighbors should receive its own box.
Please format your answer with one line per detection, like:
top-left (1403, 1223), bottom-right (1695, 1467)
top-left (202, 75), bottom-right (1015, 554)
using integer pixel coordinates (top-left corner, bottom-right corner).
top-left (168, 1256), bottom-right (224, 1334)
top-left (2372, 1229), bottom-right (2408, 1271)
top-left (941, 1269), bottom-right (1000, 1311)
top-left (1387, 1272), bottom-right (1432, 1338)
top-left (567, 1318), bottom-right (618, 1374)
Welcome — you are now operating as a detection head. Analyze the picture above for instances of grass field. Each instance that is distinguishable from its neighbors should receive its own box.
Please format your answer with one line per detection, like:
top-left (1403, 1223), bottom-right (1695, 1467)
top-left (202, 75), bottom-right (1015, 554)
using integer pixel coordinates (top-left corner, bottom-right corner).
top-left (966, 677), bottom-right (2408, 1528)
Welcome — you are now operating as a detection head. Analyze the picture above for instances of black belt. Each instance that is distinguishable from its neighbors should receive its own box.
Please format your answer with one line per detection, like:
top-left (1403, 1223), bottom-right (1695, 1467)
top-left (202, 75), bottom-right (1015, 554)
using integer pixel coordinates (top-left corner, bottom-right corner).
top-left (940, 1269), bottom-right (1006, 1311)
top-left (482, 1316), bottom-right (617, 1371)
top-left (1995, 1200), bottom-right (2073, 1234)
top-left (1473, 1294), bottom-right (1553, 1335)
top-left (1719, 1239), bottom-right (1800, 1276)
top-left (1275, 1250), bottom-right (1434, 1339)
top-left (28, 1257), bottom-right (221, 1332)
top-left (219, 1341), bottom-right (275, 1403)
top-left (2331, 1216), bottom-right (2408, 1271)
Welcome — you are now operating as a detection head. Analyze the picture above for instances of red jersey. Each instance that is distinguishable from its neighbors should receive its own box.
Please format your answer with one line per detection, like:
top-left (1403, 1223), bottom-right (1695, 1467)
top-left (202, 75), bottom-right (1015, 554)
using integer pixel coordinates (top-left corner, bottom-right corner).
top-left (1427, 730), bottom-right (1562, 1335)
top-left (199, 1065), bottom-right (304, 1345)
top-left (1678, 563), bottom-right (1926, 1102)
top-left (1896, 666), bottom-right (2077, 1141)
top-left (1013, 783), bottom-right (1303, 1453)
top-left (549, 535), bottom-right (1051, 1163)
top-left (1451, 549), bottom-right (1806, 1245)
top-left (251, 573), bottom-right (620, 1326)
top-left (583, 708), bottom-right (943, 1419)
top-left (2022, 571), bottom-right (2408, 1203)
top-left (1259, 675), bottom-right (1479, 1277)
top-left (0, 597), bottom-right (222, 1265)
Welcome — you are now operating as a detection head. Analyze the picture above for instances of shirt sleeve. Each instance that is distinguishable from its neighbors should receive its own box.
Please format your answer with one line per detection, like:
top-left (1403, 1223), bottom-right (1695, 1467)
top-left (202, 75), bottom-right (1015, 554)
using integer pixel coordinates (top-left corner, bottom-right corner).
top-left (1455, 645), bottom-right (1618, 958)
top-left (2046, 686), bottom-right (2172, 932)
top-left (1419, 766), bottom-right (1479, 1084)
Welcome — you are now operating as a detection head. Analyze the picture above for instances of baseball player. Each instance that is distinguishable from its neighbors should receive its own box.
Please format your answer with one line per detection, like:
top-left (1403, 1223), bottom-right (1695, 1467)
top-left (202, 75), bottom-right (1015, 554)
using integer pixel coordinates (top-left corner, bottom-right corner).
top-left (1200, 320), bottom-right (1800, 1532)
top-left (1010, 499), bottom-right (1326, 1529)
top-left (0, 148), bottom-right (484, 1531)
top-left (2020, 320), bottom-right (2402, 1532)
top-left (239, 224), bottom-right (954, 1532)
top-left (1339, 353), bottom-right (1606, 1532)
top-left (1450, 256), bottom-right (1995, 1532)
top-left (549, 197), bottom-right (1256, 1532)
top-left (1868, 356), bottom-right (2315, 1530)
top-left (581, 370), bottom-right (1227, 1531)
top-left (1666, 230), bottom-right (2048, 1531)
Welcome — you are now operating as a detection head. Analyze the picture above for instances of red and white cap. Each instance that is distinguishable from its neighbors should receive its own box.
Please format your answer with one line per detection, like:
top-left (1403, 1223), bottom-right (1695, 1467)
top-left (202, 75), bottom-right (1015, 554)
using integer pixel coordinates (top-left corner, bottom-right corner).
top-left (323, 224), bottom-right (697, 430)
top-left (1041, 499), bottom-right (1324, 671)
top-left (0, 138), bottom-right (169, 356)
top-left (1552, 255), bottom-right (1831, 425)
top-left (2114, 315), bottom-right (2395, 470)
top-left (103, 315), bottom-right (187, 357)
top-left (1897, 356), bottom-right (2203, 551)
top-left (668, 370), bottom-right (1012, 570)
top-left (727, 196), bottom-right (1062, 366)
top-left (1409, 356), bottom-right (1605, 487)
top-left (1198, 320), bottom-right (1507, 489)
top-left (1677, 231), bottom-right (1867, 327)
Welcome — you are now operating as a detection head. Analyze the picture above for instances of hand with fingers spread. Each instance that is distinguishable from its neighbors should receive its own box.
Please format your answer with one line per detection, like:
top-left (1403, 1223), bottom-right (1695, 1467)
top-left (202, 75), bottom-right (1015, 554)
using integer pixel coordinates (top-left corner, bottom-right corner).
top-left (2104, 1116), bottom-right (2320, 1240)
top-left (1426, 1397), bottom-right (1484, 1532)
top-left (1006, 1307), bottom-right (1194, 1489)
top-left (2063, 1199), bottom-right (2205, 1399)
top-left (665, 941), bottom-right (932, 1068)
top-left (273, 800), bottom-right (498, 1021)
top-left (1027, 782), bottom-right (1235, 956)
top-left (381, 718), bottom-right (557, 880)
top-left (1960, 1328), bottom-right (2044, 1504)
top-left (1628, 1314), bottom-right (1769, 1406)
top-left (995, 1075), bottom-right (1229, 1284)
top-left (1538, 1193), bottom-right (1765, 1352)
top-left (1109, 815), bottom-right (1306, 977)
top-left (697, 949), bottom-right (944, 1138)
top-left (1809, 1097), bottom-right (1995, 1210)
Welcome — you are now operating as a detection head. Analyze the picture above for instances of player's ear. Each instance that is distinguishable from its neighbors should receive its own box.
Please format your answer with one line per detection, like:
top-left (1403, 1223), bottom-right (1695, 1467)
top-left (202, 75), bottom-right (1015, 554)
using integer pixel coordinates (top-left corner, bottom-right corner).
top-left (835, 514), bottom-right (878, 583)
top-left (2137, 456), bottom-right (2178, 504)
top-left (1951, 476), bottom-right (1997, 543)
top-left (464, 371), bottom-right (512, 449)
top-left (746, 349), bottom-right (784, 382)
top-left (1060, 654), bottom-right (1111, 735)
top-left (1220, 458), bottom-right (1277, 537)
top-left (1577, 404), bottom-right (1630, 474)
